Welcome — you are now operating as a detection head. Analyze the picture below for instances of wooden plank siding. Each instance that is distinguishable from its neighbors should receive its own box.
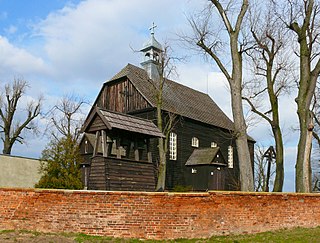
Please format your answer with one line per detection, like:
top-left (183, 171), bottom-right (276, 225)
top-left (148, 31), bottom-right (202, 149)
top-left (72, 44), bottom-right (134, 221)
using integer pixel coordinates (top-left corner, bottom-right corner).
top-left (106, 158), bottom-right (156, 191)
top-left (97, 78), bottom-right (151, 113)
top-left (87, 115), bottom-right (107, 133)
top-left (131, 109), bottom-right (248, 191)
top-left (88, 156), bottom-right (106, 190)
top-left (87, 156), bottom-right (156, 191)
top-left (174, 118), bottom-right (239, 191)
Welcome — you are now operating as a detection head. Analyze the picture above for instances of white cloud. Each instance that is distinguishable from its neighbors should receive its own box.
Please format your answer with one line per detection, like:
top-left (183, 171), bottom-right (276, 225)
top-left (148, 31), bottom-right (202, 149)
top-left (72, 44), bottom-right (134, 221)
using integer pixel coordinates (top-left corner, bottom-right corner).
top-left (0, 36), bottom-right (49, 79)
top-left (30, 0), bottom-right (202, 84)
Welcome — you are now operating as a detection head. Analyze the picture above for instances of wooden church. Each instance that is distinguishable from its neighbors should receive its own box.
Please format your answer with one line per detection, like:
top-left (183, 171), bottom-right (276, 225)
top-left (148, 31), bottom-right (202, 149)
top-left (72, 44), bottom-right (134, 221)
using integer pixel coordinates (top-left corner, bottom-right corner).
top-left (80, 28), bottom-right (255, 191)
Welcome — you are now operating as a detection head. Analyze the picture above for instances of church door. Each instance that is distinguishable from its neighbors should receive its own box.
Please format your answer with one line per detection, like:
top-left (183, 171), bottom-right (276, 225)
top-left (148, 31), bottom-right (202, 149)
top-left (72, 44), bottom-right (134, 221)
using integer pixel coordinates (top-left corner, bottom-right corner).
top-left (208, 166), bottom-right (225, 190)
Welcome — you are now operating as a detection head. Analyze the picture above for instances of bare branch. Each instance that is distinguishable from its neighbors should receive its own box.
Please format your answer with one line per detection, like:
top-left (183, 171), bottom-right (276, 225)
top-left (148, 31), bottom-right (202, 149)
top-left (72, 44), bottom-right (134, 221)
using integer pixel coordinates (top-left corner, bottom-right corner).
top-left (197, 39), bottom-right (231, 80)
top-left (45, 93), bottom-right (87, 141)
top-left (210, 0), bottom-right (233, 33)
top-left (0, 78), bottom-right (42, 154)
top-left (242, 96), bottom-right (273, 124)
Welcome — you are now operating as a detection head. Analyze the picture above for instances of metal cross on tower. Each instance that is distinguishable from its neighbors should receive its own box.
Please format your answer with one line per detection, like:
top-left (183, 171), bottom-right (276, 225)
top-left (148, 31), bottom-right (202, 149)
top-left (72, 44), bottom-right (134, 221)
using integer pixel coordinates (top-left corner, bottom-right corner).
top-left (149, 22), bottom-right (157, 35)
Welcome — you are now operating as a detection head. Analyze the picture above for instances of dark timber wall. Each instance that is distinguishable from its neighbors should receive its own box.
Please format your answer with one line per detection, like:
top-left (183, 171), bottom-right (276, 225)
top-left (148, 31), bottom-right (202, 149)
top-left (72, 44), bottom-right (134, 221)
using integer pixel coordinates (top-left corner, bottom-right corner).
top-left (133, 110), bottom-right (244, 191)
top-left (88, 156), bottom-right (155, 191)
top-left (96, 78), bottom-right (151, 113)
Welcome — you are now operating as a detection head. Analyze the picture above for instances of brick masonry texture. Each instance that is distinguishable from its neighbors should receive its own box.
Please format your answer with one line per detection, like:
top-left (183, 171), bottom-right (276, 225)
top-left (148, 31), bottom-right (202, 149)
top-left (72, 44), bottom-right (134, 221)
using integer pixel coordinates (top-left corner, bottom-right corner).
top-left (0, 188), bottom-right (319, 239)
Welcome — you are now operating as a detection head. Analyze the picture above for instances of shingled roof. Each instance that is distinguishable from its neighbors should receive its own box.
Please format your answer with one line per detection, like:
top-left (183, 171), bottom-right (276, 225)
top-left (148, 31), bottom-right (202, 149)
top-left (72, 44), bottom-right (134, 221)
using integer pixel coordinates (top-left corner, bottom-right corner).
top-left (108, 63), bottom-right (235, 131)
top-left (185, 147), bottom-right (227, 166)
top-left (82, 107), bottom-right (164, 138)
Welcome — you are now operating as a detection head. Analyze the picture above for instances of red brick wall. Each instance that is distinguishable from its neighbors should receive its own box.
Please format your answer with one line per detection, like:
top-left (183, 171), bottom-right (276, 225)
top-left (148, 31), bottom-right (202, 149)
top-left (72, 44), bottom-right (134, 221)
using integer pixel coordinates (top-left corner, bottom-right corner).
top-left (0, 188), bottom-right (319, 239)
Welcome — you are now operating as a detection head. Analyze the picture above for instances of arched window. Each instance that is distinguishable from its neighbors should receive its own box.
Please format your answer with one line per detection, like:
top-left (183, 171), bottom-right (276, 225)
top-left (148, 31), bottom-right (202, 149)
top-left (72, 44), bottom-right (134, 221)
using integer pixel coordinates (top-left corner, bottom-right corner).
top-left (211, 142), bottom-right (217, 148)
top-left (169, 132), bottom-right (177, 160)
top-left (191, 137), bottom-right (199, 147)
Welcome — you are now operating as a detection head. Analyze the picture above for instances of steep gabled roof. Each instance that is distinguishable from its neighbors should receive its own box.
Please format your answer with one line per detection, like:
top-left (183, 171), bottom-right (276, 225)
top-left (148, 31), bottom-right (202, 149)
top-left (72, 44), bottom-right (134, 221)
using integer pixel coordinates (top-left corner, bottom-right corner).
top-left (108, 63), bottom-right (235, 131)
top-left (81, 107), bottom-right (164, 138)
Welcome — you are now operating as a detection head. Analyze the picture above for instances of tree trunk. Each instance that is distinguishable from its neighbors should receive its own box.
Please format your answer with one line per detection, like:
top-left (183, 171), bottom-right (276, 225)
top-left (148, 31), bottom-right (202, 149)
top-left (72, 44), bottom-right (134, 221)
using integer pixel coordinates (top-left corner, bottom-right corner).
top-left (156, 137), bottom-right (167, 191)
top-left (156, 85), bottom-right (166, 191)
top-left (229, 34), bottom-right (254, 191)
top-left (296, 109), bottom-right (313, 193)
top-left (296, 113), bottom-right (311, 192)
top-left (268, 64), bottom-right (284, 191)
top-left (2, 136), bottom-right (13, 155)
top-left (230, 84), bottom-right (254, 191)
top-left (304, 121), bottom-right (313, 192)
top-left (272, 126), bottom-right (284, 192)
top-left (295, 32), bottom-right (314, 192)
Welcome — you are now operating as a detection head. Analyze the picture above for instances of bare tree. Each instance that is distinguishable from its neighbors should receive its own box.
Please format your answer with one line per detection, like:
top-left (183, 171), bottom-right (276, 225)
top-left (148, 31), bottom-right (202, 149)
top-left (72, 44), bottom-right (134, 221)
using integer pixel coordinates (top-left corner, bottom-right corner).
top-left (0, 78), bottom-right (41, 155)
top-left (242, 2), bottom-right (293, 191)
top-left (275, 0), bottom-right (320, 192)
top-left (183, 0), bottom-right (254, 191)
top-left (45, 93), bottom-right (86, 141)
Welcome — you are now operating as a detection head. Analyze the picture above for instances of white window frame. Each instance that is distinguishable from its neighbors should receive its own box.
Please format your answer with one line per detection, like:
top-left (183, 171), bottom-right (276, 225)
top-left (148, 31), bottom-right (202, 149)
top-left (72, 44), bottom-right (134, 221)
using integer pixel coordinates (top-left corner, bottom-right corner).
top-left (228, 145), bottom-right (234, 168)
top-left (211, 142), bottom-right (217, 148)
top-left (84, 140), bottom-right (88, 154)
top-left (169, 132), bottom-right (177, 160)
top-left (191, 137), bottom-right (199, 147)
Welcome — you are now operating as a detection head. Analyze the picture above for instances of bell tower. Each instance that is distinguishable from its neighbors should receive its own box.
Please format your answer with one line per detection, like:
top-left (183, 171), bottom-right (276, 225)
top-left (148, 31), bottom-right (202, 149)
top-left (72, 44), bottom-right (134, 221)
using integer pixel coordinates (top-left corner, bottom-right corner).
top-left (140, 23), bottom-right (163, 81)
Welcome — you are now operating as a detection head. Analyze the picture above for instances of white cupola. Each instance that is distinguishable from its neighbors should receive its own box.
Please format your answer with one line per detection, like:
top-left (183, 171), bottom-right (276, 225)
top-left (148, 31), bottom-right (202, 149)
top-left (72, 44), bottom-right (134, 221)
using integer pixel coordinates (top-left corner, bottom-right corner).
top-left (140, 23), bottom-right (163, 81)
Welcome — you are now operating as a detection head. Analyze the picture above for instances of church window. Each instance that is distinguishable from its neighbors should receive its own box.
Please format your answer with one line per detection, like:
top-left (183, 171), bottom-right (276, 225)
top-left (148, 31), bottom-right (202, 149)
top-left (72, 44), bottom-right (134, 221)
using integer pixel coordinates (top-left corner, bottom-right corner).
top-left (169, 132), bottom-right (177, 160)
top-left (84, 140), bottom-right (88, 154)
top-left (228, 145), bottom-right (234, 168)
top-left (154, 53), bottom-right (159, 61)
top-left (211, 142), bottom-right (217, 148)
top-left (191, 137), bottom-right (199, 147)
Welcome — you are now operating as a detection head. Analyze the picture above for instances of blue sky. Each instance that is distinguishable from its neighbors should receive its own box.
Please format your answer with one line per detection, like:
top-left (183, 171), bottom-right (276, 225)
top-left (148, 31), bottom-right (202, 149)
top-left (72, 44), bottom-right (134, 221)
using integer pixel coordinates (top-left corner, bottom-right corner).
top-left (0, 0), bottom-right (300, 191)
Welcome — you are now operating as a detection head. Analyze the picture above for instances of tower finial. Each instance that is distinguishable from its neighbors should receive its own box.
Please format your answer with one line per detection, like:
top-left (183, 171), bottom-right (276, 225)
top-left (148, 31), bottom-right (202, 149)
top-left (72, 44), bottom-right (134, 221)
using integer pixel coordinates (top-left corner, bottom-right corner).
top-left (149, 22), bottom-right (157, 35)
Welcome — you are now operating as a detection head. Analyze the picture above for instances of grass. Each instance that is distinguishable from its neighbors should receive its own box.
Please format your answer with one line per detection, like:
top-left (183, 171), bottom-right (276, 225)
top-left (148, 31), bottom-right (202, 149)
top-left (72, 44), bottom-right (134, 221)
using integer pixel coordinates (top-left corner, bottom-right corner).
top-left (1, 226), bottom-right (320, 242)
